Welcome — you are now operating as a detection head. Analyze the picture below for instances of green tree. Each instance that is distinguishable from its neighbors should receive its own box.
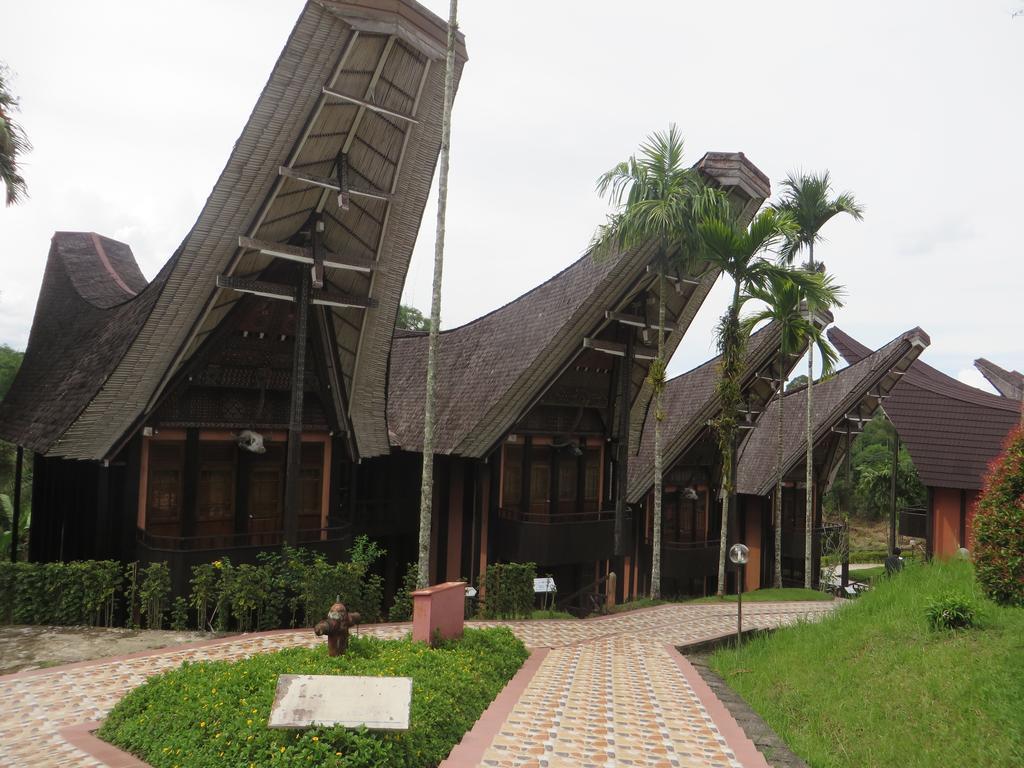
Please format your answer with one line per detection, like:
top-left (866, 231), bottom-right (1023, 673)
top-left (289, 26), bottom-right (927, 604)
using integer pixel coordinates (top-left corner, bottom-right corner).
top-left (742, 272), bottom-right (843, 587)
top-left (0, 345), bottom-right (29, 559)
top-left (771, 171), bottom-right (863, 587)
top-left (785, 374), bottom-right (808, 392)
top-left (417, 0), bottom-right (459, 588)
top-left (0, 64), bottom-right (31, 206)
top-left (973, 426), bottom-right (1024, 606)
top-left (697, 208), bottom-right (799, 595)
top-left (397, 304), bottom-right (429, 331)
top-left (590, 124), bottom-right (725, 599)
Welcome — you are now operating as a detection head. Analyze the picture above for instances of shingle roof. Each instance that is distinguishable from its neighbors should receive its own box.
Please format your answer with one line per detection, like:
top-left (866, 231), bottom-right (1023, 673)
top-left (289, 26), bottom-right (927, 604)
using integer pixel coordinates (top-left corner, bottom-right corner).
top-left (736, 327), bottom-right (929, 496)
top-left (974, 358), bottom-right (1024, 400)
top-left (626, 320), bottom-right (786, 503)
top-left (830, 327), bottom-right (1018, 490)
top-left (0, 233), bottom-right (163, 453)
top-left (2, 0), bottom-right (464, 460)
top-left (386, 152), bottom-right (771, 459)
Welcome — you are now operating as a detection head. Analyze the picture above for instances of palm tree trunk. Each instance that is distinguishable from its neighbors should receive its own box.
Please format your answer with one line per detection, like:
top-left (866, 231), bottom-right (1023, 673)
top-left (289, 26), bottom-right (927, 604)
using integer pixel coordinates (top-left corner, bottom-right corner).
top-left (416, 0), bottom-right (458, 589)
top-left (774, 361), bottom-right (784, 588)
top-left (804, 242), bottom-right (815, 589)
top-left (716, 281), bottom-right (742, 597)
top-left (651, 268), bottom-right (665, 600)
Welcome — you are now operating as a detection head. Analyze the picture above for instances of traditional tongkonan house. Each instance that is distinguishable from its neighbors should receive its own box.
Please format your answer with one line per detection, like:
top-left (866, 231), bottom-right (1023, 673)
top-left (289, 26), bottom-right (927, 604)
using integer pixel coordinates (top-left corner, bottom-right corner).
top-left (830, 328), bottom-right (1020, 559)
top-left (0, 0), bottom-right (467, 595)
top-left (624, 317), bottom-right (817, 597)
top-left (382, 153), bottom-right (771, 604)
top-left (733, 328), bottom-right (930, 589)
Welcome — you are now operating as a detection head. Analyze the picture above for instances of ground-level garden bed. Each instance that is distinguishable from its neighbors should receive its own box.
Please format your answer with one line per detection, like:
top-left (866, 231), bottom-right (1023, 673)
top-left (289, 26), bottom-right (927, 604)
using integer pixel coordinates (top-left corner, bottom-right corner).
top-left (98, 627), bottom-right (528, 768)
top-left (709, 559), bottom-right (1024, 767)
top-left (691, 587), bottom-right (833, 604)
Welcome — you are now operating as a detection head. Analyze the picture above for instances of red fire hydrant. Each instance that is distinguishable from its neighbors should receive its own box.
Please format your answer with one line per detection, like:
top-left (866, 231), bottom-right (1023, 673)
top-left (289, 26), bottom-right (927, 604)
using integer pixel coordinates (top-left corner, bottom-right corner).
top-left (314, 602), bottom-right (361, 657)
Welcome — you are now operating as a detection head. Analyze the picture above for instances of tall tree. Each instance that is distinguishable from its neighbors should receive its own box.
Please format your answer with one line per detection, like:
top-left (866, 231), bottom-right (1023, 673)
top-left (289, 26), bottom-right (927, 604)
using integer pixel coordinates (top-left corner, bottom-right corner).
top-left (741, 272), bottom-right (843, 587)
top-left (771, 171), bottom-right (863, 587)
top-left (397, 304), bottom-right (429, 332)
top-left (0, 64), bottom-right (31, 206)
top-left (416, 0), bottom-right (458, 588)
top-left (590, 125), bottom-right (724, 599)
top-left (697, 208), bottom-right (799, 595)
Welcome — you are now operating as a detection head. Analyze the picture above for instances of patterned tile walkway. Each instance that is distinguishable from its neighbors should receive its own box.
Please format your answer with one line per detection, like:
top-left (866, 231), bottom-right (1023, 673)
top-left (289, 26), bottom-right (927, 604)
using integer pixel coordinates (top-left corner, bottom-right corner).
top-left (0, 600), bottom-right (837, 767)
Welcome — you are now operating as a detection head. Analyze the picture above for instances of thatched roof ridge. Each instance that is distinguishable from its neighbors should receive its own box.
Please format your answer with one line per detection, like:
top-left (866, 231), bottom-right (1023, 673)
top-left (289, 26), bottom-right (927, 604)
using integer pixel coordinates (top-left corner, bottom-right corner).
top-left (830, 327), bottom-right (1017, 490)
top-left (387, 152), bottom-right (772, 458)
top-left (0, 233), bottom-right (163, 453)
top-left (974, 358), bottom-right (1024, 400)
top-left (735, 327), bottom-right (929, 496)
top-left (35, 0), bottom-right (462, 460)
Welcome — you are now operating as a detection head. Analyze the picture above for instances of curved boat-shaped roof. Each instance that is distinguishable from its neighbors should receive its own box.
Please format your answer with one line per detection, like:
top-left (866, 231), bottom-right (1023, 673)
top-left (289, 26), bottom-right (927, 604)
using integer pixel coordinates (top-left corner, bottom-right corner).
top-left (0, 233), bottom-right (164, 453)
top-left (28, 0), bottom-right (464, 460)
top-left (974, 358), bottom-right (1024, 400)
top-left (387, 152), bottom-right (772, 458)
top-left (736, 327), bottom-right (929, 496)
top-left (830, 327), bottom-right (1018, 490)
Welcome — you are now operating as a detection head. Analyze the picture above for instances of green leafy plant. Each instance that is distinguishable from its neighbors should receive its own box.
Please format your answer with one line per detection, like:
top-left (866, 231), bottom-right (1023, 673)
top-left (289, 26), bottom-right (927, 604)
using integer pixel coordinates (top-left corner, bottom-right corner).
top-left (973, 426), bottom-right (1024, 607)
top-left (170, 596), bottom-right (189, 631)
top-left (99, 628), bottom-right (528, 768)
top-left (138, 562), bottom-right (171, 630)
top-left (481, 562), bottom-right (536, 619)
top-left (388, 562), bottom-right (419, 622)
top-left (925, 593), bottom-right (977, 631)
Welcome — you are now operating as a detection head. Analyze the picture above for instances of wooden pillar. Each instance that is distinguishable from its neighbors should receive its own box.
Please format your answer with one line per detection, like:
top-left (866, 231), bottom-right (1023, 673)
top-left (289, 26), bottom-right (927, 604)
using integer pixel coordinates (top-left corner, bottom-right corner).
top-left (284, 264), bottom-right (311, 548)
top-left (614, 332), bottom-right (633, 557)
top-left (888, 433), bottom-right (899, 554)
top-left (183, 429), bottom-right (200, 539)
top-left (9, 445), bottom-right (23, 562)
top-left (235, 445), bottom-right (251, 537)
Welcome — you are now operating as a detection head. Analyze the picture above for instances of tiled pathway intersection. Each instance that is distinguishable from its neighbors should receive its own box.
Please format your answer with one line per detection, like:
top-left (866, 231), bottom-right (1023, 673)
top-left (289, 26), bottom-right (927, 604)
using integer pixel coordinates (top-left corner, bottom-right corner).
top-left (0, 600), bottom-right (836, 767)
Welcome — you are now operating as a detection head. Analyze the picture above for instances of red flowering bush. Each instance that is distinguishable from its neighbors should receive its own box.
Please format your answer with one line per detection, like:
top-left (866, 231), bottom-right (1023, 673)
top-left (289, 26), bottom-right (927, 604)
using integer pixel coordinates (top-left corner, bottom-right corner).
top-left (972, 425), bottom-right (1024, 606)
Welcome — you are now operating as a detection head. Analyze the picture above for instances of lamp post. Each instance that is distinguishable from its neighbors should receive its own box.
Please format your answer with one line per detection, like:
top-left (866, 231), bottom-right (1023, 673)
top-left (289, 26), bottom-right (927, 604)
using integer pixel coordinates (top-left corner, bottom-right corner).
top-left (729, 543), bottom-right (749, 644)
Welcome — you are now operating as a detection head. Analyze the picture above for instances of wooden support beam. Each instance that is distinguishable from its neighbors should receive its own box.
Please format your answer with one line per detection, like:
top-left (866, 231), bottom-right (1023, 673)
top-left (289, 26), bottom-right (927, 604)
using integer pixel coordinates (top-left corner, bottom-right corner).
top-left (216, 275), bottom-right (377, 310)
top-left (312, 288), bottom-right (378, 310)
top-left (646, 265), bottom-right (702, 285)
top-left (311, 215), bottom-right (326, 289)
top-left (322, 87), bottom-right (420, 124)
top-left (238, 236), bottom-right (378, 273)
top-left (216, 275), bottom-right (295, 301)
top-left (605, 310), bottom-right (674, 333)
top-left (583, 337), bottom-right (658, 361)
top-left (278, 166), bottom-right (392, 203)
top-left (336, 153), bottom-right (350, 211)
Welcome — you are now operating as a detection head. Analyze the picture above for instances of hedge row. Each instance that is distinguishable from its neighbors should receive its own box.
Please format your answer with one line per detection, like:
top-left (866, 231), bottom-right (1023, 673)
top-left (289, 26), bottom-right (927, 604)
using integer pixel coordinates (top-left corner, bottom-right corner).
top-left (481, 562), bottom-right (536, 619)
top-left (974, 426), bottom-right (1024, 606)
top-left (0, 537), bottom-right (387, 632)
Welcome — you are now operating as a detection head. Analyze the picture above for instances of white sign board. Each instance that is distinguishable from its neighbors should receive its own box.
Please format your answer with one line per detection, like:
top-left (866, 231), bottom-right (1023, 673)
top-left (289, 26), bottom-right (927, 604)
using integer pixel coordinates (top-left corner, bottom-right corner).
top-left (268, 675), bottom-right (412, 730)
top-left (534, 577), bottom-right (556, 594)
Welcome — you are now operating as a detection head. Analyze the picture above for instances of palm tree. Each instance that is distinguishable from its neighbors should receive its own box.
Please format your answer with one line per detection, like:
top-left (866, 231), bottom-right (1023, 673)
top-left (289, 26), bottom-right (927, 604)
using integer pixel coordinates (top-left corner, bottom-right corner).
top-left (0, 64), bottom-right (31, 206)
top-left (697, 208), bottom-right (799, 595)
top-left (590, 125), bottom-right (725, 600)
top-left (771, 171), bottom-right (863, 588)
top-left (741, 272), bottom-right (843, 587)
top-left (416, 0), bottom-right (458, 588)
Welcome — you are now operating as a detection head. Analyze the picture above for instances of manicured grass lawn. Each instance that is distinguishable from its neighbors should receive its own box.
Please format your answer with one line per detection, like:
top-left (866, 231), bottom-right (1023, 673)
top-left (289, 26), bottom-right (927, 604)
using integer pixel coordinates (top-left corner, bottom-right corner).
top-left (848, 565), bottom-right (886, 582)
top-left (710, 559), bottom-right (1024, 767)
top-left (99, 627), bottom-right (528, 768)
top-left (529, 608), bottom-right (576, 620)
top-left (690, 587), bottom-right (833, 604)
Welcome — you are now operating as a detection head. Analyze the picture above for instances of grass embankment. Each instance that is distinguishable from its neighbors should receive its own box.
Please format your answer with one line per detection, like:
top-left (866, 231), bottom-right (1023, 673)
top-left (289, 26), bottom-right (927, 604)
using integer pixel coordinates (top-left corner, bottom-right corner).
top-left (710, 559), bottom-right (1024, 767)
top-left (100, 627), bottom-right (528, 768)
top-left (691, 587), bottom-right (833, 604)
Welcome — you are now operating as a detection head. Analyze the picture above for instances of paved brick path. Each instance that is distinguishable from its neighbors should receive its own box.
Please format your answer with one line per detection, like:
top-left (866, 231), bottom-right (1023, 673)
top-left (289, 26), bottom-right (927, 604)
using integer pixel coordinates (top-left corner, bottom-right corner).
top-left (0, 601), bottom-right (836, 767)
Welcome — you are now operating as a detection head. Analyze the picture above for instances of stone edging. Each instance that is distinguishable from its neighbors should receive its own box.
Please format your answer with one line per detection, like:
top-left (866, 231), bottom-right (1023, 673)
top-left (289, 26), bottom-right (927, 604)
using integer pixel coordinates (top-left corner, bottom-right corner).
top-left (665, 644), bottom-right (770, 768)
top-left (56, 647), bottom-right (551, 768)
top-left (440, 647), bottom-right (550, 767)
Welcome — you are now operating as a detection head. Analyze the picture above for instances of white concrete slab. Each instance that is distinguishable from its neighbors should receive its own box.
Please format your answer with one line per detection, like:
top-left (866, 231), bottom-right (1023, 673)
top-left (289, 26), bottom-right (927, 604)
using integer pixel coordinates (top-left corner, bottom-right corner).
top-left (268, 674), bottom-right (412, 730)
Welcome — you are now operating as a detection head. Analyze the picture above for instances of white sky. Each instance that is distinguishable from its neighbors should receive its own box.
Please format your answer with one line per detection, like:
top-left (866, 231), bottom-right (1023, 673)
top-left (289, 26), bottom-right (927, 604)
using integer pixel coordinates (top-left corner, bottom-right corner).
top-left (1, 1), bottom-right (1021, 392)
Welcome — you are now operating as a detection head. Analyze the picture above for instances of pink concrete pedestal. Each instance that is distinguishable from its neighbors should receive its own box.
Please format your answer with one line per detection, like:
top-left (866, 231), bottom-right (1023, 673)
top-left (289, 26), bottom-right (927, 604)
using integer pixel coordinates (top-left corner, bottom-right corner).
top-left (412, 581), bottom-right (466, 644)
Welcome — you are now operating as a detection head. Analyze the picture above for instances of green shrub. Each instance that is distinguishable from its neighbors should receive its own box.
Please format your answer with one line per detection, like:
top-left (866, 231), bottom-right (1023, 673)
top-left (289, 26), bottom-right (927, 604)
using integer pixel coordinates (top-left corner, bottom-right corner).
top-left (98, 627), bottom-right (528, 768)
top-left (481, 562), bottom-right (536, 619)
top-left (388, 562), bottom-right (418, 622)
top-left (139, 562), bottom-right (171, 629)
top-left (926, 593), bottom-right (977, 630)
top-left (0, 560), bottom-right (122, 626)
top-left (170, 597), bottom-right (189, 631)
top-left (973, 426), bottom-right (1024, 607)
